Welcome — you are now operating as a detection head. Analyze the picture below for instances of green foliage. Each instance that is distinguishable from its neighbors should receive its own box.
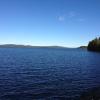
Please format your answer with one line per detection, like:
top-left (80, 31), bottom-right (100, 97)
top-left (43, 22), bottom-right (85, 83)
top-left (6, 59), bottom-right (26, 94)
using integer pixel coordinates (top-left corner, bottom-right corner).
top-left (88, 37), bottom-right (100, 52)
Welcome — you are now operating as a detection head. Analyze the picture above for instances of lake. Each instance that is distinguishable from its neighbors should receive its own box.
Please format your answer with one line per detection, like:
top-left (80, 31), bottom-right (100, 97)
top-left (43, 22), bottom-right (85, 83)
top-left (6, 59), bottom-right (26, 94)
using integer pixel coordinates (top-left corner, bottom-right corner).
top-left (0, 48), bottom-right (100, 100)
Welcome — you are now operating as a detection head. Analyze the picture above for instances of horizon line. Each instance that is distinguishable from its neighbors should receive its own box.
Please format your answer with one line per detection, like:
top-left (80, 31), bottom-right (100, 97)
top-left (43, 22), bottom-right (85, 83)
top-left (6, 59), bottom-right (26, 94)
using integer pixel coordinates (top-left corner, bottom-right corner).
top-left (0, 43), bottom-right (87, 48)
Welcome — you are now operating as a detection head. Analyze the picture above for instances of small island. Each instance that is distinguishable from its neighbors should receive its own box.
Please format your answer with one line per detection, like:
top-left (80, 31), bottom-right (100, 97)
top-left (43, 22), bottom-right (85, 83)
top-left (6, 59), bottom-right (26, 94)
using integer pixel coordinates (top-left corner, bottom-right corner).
top-left (87, 37), bottom-right (100, 52)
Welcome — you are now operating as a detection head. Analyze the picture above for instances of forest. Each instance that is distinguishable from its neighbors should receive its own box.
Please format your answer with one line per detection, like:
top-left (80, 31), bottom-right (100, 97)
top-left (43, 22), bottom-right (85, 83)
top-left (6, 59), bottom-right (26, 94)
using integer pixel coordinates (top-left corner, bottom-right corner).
top-left (88, 37), bottom-right (100, 52)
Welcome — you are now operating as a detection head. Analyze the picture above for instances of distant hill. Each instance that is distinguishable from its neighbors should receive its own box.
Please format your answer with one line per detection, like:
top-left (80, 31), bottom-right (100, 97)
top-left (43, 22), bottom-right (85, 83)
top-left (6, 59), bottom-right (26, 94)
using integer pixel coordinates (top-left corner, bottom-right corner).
top-left (0, 44), bottom-right (89, 49)
top-left (78, 46), bottom-right (87, 49)
top-left (0, 44), bottom-right (67, 49)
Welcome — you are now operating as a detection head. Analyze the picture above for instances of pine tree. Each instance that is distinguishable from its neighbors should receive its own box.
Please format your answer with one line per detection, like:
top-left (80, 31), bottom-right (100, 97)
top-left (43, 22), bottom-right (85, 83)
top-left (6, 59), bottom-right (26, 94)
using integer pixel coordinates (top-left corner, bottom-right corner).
top-left (87, 37), bottom-right (100, 52)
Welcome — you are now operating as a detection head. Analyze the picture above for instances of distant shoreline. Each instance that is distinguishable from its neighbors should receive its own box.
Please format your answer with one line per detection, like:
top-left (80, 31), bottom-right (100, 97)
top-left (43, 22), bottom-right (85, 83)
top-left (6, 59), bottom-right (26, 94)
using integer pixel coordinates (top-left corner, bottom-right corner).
top-left (0, 44), bottom-right (88, 49)
top-left (0, 44), bottom-right (67, 49)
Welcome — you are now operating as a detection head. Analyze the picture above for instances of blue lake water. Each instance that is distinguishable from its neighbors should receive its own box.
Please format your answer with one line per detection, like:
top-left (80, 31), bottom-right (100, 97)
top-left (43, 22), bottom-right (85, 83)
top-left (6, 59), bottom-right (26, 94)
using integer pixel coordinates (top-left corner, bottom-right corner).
top-left (0, 48), bottom-right (100, 100)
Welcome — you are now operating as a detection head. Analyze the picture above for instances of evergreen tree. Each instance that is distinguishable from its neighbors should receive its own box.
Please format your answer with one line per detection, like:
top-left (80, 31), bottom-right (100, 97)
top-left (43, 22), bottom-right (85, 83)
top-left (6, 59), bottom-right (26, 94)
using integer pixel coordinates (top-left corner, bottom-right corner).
top-left (87, 37), bottom-right (100, 52)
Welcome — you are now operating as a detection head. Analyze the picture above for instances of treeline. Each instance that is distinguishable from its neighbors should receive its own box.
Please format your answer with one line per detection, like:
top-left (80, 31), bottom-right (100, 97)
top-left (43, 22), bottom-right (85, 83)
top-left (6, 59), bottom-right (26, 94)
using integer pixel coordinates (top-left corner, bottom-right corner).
top-left (88, 37), bottom-right (100, 52)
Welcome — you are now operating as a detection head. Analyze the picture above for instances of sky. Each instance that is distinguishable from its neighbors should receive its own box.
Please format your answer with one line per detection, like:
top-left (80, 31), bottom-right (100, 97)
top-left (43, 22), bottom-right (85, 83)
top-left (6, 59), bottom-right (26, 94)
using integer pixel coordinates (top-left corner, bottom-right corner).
top-left (0, 0), bottom-right (100, 47)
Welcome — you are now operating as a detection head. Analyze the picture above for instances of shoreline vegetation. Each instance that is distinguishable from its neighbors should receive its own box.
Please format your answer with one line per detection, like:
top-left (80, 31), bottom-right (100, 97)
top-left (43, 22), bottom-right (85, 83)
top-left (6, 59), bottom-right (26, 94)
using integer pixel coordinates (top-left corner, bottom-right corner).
top-left (79, 46), bottom-right (87, 49)
top-left (88, 37), bottom-right (100, 52)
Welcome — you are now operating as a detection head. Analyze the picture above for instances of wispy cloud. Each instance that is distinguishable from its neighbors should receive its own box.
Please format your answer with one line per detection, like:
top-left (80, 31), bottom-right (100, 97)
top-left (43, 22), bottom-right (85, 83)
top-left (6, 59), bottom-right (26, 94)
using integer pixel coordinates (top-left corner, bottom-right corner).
top-left (58, 16), bottom-right (65, 21)
top-left (77, 18), bottom-right (85, 22)
top-left (58, 11), bottom-right (76, 22)
top-left (58, 11), bottom-right (85, 22)
top-left (68, 11), bottom-right (85, 22)
top-left (68, 11), bottom-right (76, 18)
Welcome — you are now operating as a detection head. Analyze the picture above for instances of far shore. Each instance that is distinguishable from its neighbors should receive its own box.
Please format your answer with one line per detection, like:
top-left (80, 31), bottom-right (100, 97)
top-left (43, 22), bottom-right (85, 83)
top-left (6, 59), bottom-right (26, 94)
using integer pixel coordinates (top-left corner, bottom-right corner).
top-left (0, 44), bottom-right (86, 49)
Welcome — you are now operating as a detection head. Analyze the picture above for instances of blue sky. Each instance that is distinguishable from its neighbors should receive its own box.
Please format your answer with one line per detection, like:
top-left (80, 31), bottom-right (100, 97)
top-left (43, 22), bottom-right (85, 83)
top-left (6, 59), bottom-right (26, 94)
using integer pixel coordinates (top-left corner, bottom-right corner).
top-left (0, 0), bottom-right (100, 47)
